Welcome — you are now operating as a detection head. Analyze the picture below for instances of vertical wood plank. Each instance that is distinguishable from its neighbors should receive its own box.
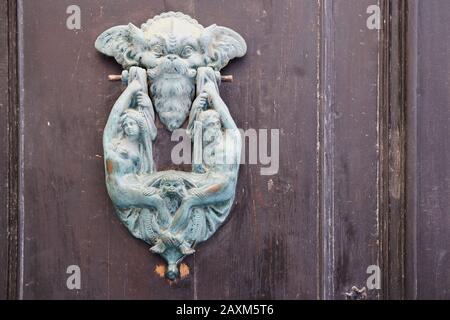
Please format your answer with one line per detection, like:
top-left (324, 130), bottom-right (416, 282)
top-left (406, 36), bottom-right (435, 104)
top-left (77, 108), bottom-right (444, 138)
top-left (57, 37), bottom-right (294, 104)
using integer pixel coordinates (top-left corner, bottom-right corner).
top-left (406, 0), bottom-right (450, 300)
top-left (0, 0), bottom-right (19, 300)
top-left (19, 0), bottom-right (198, 300)
top-left (379, 0), bottom-right (407, 300)
top-left (319, 0), bottom-right (384, 299)
top-left (18, 0), bottom-right (320, 299)
top-left (192, 0), bottom-right (319, 299)
top-left (0, 0), bottom-right (10, 300)
top-left (405, 0), bottom-right (419, 300)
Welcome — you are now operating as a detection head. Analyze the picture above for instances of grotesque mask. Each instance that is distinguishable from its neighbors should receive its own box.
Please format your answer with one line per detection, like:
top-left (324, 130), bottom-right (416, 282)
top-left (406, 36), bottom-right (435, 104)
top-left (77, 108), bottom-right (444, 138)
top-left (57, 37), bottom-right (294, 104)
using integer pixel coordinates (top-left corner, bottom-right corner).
top-left (96, 12), bottom-right (247, 131)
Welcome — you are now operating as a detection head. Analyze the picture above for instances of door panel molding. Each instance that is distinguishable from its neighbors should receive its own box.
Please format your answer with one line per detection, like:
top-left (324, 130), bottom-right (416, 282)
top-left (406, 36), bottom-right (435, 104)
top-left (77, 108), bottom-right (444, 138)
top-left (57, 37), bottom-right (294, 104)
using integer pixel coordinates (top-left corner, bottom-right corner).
top-left (318, 0), bottom-right (409, 300)
top-left (405, 0), bottom-right (450, 300)
top-left (0, 0), bottom-right (19, 301)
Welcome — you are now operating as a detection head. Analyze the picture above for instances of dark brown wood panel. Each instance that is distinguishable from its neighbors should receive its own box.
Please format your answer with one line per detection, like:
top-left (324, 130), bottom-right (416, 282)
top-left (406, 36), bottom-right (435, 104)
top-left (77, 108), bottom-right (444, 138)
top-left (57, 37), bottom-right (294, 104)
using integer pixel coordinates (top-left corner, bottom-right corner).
top-left (406, 0), bottom-right (450, 300)
top-left (382, 0), bottom-right (407, 300)
top-left (11, 0), bottom-right (450, 300)
top-left (192, 0), bottom-right (319, 300)
top-left (0, 0), bottom-right (18, 300)
top-left (0, 0), bottom-right (10, 300)
top-left (19, 0), bottom-right (319, 299)
top-left (319, 0), bottom-right (385, 299)
top-left (19, 0), bottom-right (202, 300)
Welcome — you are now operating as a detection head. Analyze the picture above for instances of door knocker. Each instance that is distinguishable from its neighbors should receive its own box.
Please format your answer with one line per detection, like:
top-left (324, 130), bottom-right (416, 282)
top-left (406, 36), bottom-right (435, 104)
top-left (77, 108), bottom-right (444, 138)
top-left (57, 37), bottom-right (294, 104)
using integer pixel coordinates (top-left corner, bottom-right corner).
top-left (95, 12), bottom-right (247, 280)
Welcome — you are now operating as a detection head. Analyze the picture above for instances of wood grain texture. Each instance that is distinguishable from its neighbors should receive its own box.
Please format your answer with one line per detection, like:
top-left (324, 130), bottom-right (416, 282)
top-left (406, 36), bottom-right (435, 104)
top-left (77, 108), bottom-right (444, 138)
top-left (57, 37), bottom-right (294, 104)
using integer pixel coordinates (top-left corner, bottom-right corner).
top-left (319, 0), bottom-right (386, 300)
top-left (12, 0), bottom-right (449, 300)
top-left (379, 0), bottom-right (407, 300)
top-left (0, 0), bottom-right (10, 300)
top-left (0, 0), bottom-right (19, 300)
top-left (18, 0), bottom-right (319, 299)
top-left (191, 0), bottom-right (319, 300)
top-left (405, 0), bottom-right (450, 300)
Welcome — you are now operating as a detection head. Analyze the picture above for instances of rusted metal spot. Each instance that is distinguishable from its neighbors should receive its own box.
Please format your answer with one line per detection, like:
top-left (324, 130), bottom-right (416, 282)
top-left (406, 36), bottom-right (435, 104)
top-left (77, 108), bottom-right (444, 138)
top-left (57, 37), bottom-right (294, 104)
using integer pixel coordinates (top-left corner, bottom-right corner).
top-left (154, 263), bottom-right (189, 280)
top-left (106, 159), bottom-right (113, 174)
top-left (154, 264), bottom-right (166, 278)
top-left (206, 183), bottom-right (221, 194)
top-left (179, 263), bottom-right (190, 279)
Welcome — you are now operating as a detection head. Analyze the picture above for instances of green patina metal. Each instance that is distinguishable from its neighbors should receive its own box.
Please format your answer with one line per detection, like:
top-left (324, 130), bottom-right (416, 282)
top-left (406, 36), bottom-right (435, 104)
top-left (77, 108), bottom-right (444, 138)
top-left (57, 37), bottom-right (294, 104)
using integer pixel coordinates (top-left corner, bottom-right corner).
top-left (95, 12), bottom-right (247, 280)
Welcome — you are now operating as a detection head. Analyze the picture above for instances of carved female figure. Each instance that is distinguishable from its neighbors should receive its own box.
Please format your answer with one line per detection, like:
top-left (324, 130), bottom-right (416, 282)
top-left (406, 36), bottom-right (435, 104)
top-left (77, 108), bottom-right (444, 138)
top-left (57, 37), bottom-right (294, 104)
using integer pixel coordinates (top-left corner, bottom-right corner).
top-left (103, 67), bottom-right (172, 229)
top-left (169, 67), bottom-right (242, 234)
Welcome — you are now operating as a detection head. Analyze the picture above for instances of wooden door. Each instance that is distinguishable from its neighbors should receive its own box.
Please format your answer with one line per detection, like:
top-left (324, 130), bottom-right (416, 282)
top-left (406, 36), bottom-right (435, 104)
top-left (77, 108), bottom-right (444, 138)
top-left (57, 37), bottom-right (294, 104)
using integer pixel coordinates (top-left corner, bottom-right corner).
top-left (1, 0), bottom-right (450, 300)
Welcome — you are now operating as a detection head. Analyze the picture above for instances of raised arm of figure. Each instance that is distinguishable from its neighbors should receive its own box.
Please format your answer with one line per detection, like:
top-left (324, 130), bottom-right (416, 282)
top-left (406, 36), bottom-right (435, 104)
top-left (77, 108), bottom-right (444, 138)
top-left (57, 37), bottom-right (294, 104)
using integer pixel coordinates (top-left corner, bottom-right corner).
top-left (136, 91), bottom-right (157, 141)
top-left (103, 79), bottom-right (142, 144)
top-left (203, 83), bottom-right (238, 131)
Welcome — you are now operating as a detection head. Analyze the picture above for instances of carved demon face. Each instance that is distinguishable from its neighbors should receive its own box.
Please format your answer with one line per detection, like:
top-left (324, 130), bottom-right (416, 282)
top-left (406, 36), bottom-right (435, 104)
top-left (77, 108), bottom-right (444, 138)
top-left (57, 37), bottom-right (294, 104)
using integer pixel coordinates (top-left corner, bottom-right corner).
top-left (95, 12), bottom-right (247, 131)
top-left (160, 176), bottom-right (187, 199)
top-left (159, 176), bottom-right (188, 215)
